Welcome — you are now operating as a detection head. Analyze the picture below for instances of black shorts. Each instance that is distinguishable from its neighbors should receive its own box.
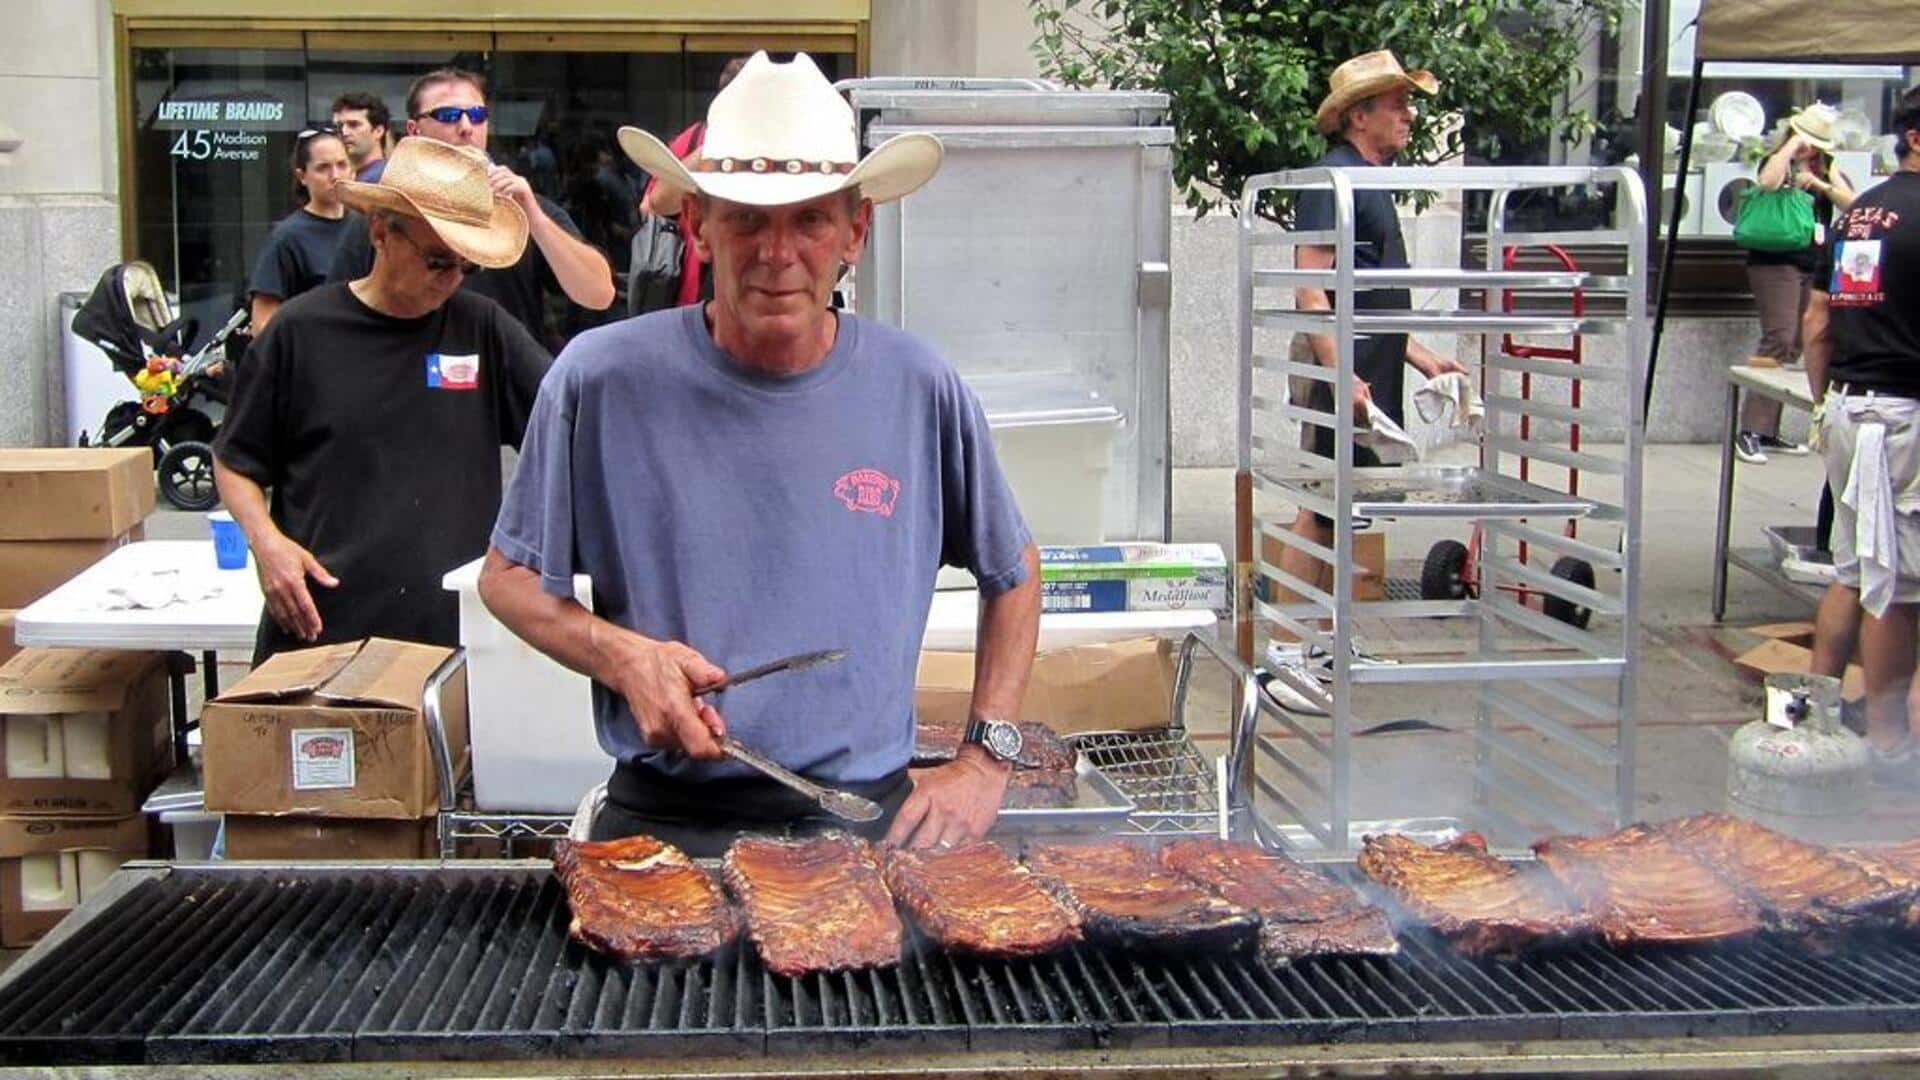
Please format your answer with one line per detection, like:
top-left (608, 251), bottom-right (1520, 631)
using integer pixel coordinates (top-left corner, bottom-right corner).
top-left (594, 761), bottom-right (912, 858)
top-left (1297, 378), bottom-right (1396, 528)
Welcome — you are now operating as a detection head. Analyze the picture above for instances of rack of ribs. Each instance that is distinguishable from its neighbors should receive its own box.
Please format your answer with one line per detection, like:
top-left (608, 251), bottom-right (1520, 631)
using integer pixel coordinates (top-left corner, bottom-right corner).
top-left (1838, 839), bottom-right (1920, 927)
top-left (551, 834), bottom-right (740, 963)
top-left (1534, 824), bottom-right (1762, 947)
top-left (1357, 833), bottom-right (1590, 956)
top-left (1655, 814), bottom-right (1912, 932)
top-left (1024, 839), bottom-right (1257, 950)
top-left (1158, 838), bottom-right (1398, 965)
top-left (882, 842), bottom-right (1082, 957)
top-left (914, 720), bottom-right (1080, 808)
top-left (722, 833), bottom-right (903, 976)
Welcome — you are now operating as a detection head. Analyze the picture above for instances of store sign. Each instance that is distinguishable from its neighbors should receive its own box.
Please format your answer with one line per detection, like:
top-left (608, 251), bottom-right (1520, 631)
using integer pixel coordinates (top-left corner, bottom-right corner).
top-left (150, 92), bottom-right (294, 163)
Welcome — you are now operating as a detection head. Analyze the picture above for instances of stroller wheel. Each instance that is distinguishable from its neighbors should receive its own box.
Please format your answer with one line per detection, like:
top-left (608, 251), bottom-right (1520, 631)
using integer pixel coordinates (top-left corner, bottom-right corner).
top-left (157, 440), bottom-right (219, 512)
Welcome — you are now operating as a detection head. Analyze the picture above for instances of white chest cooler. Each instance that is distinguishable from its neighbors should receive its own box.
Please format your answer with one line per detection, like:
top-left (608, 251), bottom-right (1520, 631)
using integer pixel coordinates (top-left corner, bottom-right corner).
top-left (442, 558), bottom-right (609, 812)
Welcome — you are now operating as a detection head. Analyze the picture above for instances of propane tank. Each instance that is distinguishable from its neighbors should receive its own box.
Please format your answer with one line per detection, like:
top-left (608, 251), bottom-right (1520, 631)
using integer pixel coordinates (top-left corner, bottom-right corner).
top-left (1727, 674), bottom-right (1869, 827)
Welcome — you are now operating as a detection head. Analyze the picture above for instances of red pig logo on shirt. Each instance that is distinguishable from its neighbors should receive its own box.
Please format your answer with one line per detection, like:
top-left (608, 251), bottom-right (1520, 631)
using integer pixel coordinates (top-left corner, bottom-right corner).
top-left (833, 468), bottom-right (901, 517)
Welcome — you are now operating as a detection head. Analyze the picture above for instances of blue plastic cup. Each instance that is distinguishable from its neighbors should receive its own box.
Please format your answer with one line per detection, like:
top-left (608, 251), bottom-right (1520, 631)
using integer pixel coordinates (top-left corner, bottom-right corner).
top-left (207, 510), bottom-right (249, 570)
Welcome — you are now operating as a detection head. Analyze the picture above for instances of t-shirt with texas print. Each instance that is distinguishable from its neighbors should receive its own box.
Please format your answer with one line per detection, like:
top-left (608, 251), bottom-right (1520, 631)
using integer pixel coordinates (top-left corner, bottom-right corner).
top-left (1820, 170), bottom-right (1920, 397)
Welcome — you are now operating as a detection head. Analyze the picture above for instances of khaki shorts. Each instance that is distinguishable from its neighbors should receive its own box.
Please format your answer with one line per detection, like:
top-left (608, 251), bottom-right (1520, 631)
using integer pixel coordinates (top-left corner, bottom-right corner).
top-left (1819, 389), bottom-right (1920, 602)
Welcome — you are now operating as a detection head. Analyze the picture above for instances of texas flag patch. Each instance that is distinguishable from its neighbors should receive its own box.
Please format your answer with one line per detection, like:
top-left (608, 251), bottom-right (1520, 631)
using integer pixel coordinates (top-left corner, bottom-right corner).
top-left (425, 352), bottom-right (480, 390)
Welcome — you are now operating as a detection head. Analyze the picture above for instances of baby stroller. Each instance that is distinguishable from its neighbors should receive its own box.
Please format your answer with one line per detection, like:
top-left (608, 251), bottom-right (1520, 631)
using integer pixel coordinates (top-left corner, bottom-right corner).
top-left (71, 262), bottom-right (249, 511)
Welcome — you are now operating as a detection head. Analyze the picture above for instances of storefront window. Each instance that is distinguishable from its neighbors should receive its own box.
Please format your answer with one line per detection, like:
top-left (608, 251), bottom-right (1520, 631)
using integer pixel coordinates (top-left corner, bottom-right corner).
top-left (128, 38), bottom-right (853, 346)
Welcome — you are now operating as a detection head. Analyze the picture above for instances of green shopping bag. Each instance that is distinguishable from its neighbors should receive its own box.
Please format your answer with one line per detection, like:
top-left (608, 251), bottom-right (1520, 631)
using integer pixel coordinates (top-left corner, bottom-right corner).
top-left (1733, 183), bottom-right (1816, 252)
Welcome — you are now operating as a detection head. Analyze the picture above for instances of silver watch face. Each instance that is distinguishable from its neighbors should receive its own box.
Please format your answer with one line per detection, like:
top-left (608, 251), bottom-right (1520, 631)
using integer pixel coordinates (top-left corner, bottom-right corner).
top-left (983, 720), bottom-right (1024, 762)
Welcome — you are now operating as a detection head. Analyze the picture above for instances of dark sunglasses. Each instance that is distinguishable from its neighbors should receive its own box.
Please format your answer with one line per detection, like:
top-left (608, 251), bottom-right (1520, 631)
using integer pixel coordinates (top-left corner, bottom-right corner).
top-left (415, 105), bottom-right (489, 125)
top-left (390, 221), bottom-right (480, 275)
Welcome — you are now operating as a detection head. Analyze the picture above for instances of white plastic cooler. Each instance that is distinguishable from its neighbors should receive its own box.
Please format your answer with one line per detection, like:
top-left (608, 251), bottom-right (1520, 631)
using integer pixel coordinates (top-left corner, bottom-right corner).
top-left (442, 558), bottom-right (608, 813)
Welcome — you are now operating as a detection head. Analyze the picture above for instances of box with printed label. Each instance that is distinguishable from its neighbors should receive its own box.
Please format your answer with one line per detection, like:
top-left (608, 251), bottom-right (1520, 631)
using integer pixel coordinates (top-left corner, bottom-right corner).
top-left (0, 524), bottom-right (145, 608)
top-left (1039, 543), bottom-right (1229, 619)
top-left (0, 449), bottom-right (154, 541)
top-left (0, 649), bottom-right (171, 817)
top-left (201, 638), bottom-right (469, 820)
top-left (223, 814), bottom-right (436, 860)
top-left (0, 814), bottom-right (149, 947)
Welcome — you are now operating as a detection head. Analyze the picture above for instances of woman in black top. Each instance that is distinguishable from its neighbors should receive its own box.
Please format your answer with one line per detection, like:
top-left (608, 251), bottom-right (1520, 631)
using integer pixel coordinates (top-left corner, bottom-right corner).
top-left (246, 127), bottom-right (353, 333)
top-left (1739, 104), bottom-right (1856, 463)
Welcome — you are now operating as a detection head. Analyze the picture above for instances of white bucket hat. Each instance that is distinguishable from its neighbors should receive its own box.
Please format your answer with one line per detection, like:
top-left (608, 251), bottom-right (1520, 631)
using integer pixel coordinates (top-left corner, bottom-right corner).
top-left (618, 52), bottom-right (942, 216)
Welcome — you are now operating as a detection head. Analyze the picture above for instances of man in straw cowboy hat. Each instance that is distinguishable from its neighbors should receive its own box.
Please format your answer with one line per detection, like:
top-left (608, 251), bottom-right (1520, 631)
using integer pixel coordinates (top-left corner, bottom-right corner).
top-left (214, 136), bottom-right (553, 663)
top-left (1263, 50), bottom-right (1469, 710)
top-left (478, 52), bottom-right (1041, 855)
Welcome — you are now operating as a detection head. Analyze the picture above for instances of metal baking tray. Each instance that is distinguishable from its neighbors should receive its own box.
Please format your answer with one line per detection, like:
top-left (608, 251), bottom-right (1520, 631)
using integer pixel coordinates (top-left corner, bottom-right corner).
top-left (1289, 465), bottom-right (1595, 520)
top-left (991, 757), bottom-right (1136, 832)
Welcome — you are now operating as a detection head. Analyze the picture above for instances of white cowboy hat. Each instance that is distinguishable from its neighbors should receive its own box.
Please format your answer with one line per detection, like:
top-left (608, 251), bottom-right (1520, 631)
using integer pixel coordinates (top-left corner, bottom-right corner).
top-left (1314, 50), bottom-right (1439, 137)
top-left (337, 137), bottom-right (529, 269)
top-left (619, 51), bottom-right (942, 216)
top-left (1787, 102), bottom-right (1840, 154)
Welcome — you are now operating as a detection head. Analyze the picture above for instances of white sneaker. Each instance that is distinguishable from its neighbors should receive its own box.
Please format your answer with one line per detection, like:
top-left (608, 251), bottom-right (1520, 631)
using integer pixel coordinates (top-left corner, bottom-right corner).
top-left (1257, 669), bottom-right (1329, 716)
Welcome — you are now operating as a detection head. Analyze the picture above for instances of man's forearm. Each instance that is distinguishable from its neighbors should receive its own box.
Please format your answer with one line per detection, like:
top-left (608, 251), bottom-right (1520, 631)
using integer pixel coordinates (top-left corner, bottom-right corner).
top-left (969, 544), bottom-right (1042, 724)
top-left (477, 547), bottom-right (636, 686)
top-left (212, 460), bottom-right (278, 546)
top-left (528, 211), bottom-right (616, 310)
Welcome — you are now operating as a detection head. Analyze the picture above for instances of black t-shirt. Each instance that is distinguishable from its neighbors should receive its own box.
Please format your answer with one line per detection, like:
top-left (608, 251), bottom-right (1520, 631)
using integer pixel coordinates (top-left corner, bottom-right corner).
top-left (328, 193), bottom-right (588, 348)
top-left (214, 283), bottom-right (552, 660)
top-left (1294, 141), bottom-right (1413, 425)
top-left (1818, 171), bottom-right (1920, 397)
top-left (248, 208), bottom-right (349, 302)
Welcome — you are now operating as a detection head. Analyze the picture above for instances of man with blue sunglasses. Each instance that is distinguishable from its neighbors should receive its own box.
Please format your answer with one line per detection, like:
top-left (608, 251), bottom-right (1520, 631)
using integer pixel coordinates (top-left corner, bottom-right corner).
top-left (329, 66), bottom-right (615, 344)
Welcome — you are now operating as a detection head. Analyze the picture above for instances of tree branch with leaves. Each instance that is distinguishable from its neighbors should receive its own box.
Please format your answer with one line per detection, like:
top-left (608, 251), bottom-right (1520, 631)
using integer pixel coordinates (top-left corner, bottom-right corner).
top-left (1030, 0), bottom-right (1625, 220)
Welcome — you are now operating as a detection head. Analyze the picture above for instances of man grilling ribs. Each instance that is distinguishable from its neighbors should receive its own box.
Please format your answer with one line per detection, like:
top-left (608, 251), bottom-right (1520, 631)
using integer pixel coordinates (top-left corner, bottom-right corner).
top-left (478, 52), bottom-right (1042, 856)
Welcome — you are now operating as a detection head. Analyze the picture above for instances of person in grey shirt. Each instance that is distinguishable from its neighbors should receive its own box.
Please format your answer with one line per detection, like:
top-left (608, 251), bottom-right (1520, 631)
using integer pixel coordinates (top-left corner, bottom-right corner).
top-left (478, 52), bottom-right (1041, 856)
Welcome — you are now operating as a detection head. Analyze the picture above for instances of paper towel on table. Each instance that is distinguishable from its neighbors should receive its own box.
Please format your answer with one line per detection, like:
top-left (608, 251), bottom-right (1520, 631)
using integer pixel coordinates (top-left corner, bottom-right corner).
top-left (99, 569), bottom-right (225, 611)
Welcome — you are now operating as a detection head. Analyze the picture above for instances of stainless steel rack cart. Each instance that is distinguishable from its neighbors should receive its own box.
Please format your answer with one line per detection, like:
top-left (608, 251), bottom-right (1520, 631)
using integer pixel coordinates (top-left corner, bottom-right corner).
top-left (1232, 166), bottom-right (1649, 850)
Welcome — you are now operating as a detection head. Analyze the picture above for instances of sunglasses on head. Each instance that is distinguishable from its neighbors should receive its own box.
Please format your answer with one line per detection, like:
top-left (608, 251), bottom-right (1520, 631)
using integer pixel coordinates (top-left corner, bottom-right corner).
top-left (295, 125), bottom-right (340, 142)
top-left (415, 105), bottom-right (489, 125)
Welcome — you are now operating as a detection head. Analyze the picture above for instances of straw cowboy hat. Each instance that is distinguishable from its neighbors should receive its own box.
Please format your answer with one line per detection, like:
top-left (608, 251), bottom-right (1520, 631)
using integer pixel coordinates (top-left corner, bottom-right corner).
top-left (619, 51), bottom-right (942, 216)
top-left (336, 137), bottom-right (529, 269)
top-left (1314, 50), bottom-right (1440, 136)
top-left (1787, 102), bottom-right (1841, 153)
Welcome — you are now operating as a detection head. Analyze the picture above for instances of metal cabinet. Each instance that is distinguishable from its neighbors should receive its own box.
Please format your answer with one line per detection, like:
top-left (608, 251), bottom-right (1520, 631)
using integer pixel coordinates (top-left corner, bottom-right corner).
top-left (846, 83), bottom-right (1174, 542)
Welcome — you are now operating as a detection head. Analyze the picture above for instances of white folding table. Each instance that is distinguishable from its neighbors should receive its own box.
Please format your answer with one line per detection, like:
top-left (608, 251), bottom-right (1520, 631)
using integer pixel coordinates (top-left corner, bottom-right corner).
top-left (14, 540), bottom-right (263, 756)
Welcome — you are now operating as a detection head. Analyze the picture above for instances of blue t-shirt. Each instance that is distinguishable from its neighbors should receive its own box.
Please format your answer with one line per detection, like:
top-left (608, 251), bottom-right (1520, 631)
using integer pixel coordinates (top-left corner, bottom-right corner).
top-left (247, 208), bottom-right (349, 303)
top-left (491, 305), bottom-right (1032, 784)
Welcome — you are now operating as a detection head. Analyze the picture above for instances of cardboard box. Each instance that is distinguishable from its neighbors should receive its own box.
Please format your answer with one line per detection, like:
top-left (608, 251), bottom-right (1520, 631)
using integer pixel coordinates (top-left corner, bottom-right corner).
top-left (201, 638), bottom-right (468, 820)
top-left (0, 649), bottom-right (171, 817)
top-left (0, 449), bottom-right (154, 541)
top-left (916, 636), bottom-right (1175, 735)
top-left (0, 525), bottom-right (144, 608)
top-left (1747, 622), bottom-right (1817, 648)
top-left (1732, 638), bottom-right (1865, 703)
top-left (0, 611), bottom-right (16, 670)
top-left (223, 814), bottom-right (436, 861)
top-left (0, 814), bottom-right (149, 947)
top-left (1039, 543), bottom-right (1229, 620)
top-left (1261, 529), bottom-right (1387, 603)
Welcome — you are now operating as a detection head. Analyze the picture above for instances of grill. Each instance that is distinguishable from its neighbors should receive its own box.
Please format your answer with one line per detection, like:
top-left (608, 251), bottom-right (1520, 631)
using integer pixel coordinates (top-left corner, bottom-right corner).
top-left (10, 863), bottom-right (1920, 1068)
top-left (1073, 731), bottom-right (1220, 834)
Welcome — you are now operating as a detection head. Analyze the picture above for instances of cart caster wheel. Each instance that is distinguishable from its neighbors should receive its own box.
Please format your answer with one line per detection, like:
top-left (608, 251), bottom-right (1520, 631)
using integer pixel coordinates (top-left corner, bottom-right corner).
top-left (1543, 556), bottom-right (1596, 629)
top-left (1421, 539), bottom-right (1472, 600)
top-left (157, 440), bottom-right (219, 512)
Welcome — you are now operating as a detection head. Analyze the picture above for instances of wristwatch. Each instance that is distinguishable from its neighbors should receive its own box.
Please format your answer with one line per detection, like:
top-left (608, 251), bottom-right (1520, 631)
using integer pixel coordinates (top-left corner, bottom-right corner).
top-left (963, 717), bottom-right (1024, 764)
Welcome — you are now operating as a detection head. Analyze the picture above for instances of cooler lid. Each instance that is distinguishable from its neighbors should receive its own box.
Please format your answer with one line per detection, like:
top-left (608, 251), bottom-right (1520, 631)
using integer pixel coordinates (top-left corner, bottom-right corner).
top-left (967, 373), bottom-right (1123, 429)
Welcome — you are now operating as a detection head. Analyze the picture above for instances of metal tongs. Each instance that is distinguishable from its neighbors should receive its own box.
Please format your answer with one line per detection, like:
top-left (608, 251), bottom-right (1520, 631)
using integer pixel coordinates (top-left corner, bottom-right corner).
top-left (693, 648), bottom-right (881, 823)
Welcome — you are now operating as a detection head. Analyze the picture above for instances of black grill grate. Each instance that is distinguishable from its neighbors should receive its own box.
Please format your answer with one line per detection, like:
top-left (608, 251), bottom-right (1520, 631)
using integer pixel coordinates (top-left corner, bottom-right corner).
top-left (8, 865), bottom-right (1920, 1065)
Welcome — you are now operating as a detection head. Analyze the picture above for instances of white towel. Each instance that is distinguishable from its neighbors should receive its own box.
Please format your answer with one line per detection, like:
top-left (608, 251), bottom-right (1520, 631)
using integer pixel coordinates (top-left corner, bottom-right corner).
top-left (1414, 371), bottom-right (1484, 432)
top-left (1841, 414), bottom-right (1898, 618)
top-left (1355, 406), bottom-right (1420, 465)
top-left (98, 569), bottom-right (224, 611)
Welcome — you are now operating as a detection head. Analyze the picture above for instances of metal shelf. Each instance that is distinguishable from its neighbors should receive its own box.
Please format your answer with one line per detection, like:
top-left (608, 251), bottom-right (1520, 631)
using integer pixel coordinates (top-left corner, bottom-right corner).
top-left (1233, 165), bottom-right (1646, 852)
top-left (1727, 546), bottom-right (1827, 607)
top-left (1253, 308), bottom-right (1627, 336)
